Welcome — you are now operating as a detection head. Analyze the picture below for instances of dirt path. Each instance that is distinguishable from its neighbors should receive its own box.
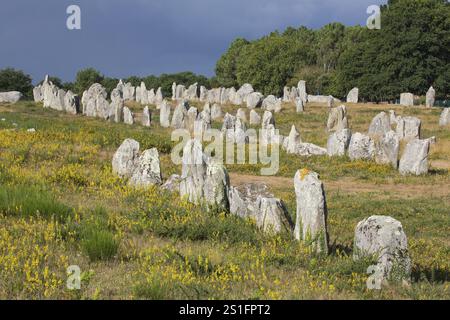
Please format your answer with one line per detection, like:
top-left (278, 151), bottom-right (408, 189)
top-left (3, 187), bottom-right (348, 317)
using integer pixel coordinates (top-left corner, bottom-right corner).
top-left (229, 173), bottom-right (450, 198)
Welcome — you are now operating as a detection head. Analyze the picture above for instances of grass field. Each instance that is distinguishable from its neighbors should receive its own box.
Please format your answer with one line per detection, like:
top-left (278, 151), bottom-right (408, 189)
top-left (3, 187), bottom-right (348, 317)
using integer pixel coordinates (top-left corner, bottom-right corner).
top-left (0, 100), bottom-right (449, 299)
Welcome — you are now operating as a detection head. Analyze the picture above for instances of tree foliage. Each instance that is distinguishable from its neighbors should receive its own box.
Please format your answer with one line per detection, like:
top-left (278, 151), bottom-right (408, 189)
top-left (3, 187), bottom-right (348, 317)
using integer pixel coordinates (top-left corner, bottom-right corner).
top-left (0, 68), bottom-right (33, 99)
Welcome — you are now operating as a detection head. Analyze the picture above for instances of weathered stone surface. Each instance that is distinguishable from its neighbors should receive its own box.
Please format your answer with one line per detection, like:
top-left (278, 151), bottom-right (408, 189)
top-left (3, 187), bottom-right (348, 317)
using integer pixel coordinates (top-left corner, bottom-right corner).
top-left (174, 84), bottom-right (186, 100)
top-left (110, 99), bottom-right (124, 123)
top-left (82, 83), bottom-right (108, 118)
top-left (399, 138), bottom-right (431, 175)
top-left (0, 91), bottom-right (22, 104)
top-left (327, 105), bottom-right (348, 132)
top-left (236, 108), bottom-right (247, 123)
top-left (123, 107), bottom-right (134, 125)
top-left (129, 148), bottom-right (162, 186)
top-left (389, 110), bottom-right (400, 126)
top-left (395, 116), bottom-right (421, 141)
top-left (161, 174), bottom-right (182, 193)
top-left (179, 139), bottom-right (208, 204)
top-left (203, 161), bottom-right (230, 211)
top-left (375, 130), bottom-right (400, 169)
top-left (283, 87), bottom-right (291, 102)
top-left (285, 125), bottom-right (302, 154)
top-left (142, 106), bottom-right (151, 127)
top-left (211, 104), bottom-right (222, 120)
top-left (368, 112), bottom-right (391, 137)
top-left (159, 100), bottom-right (171, 128)
top-left (237, 83), bottom-right (254, 99)
top-left (327, 129), bottom-right (352, 157)
top-left (255, 197), bottom-right (294, 235)
top-left (249, 109), bottom-right (261, 125)
top-left (111, 88), bottom-right (123, 103)
top-left (426, 87), bottom-right (435, 108)
top-left (298, 80), bottom-right (307, 103)
top-left (33, 86), bottom-right (43, 102)
top-left (63, 90), bottom-right (79, 115)
top-left (262, 95), bottom-right (282, 112)
top-left (171, 82), bottom-right (177, 100)
top-left (171, 100), bottom-right (189, 129)
top-left (348, 132), bottom-right (376, 161)
top-left (439, 108), bottom-right (450, 126)
top-left (199, 86), bottom-right (208, 102)
top-left (294, 143), bottom-right (327, 157)
top-left (186, 107), bottom-right (198, 132)
top-left (294, 169), bottom-right (329, 254)
top-left (261, 111), bottom-right (275, 129)
top-left (295, 98), bottom-right (304, 113)
top-left (112, 139), bottom-right (140, 178)
top-left (234, 118), bottom-right (248, 144)
top-left (354, 216), bottom-right (411, 282)
top-left (327, 96), bottom-right (334, 108)
top-left (229, 183), bottom-right (273, 218)
top-left (246, 92), bottom-right (264, 109)
top-left (155, 88), bottom-right (163, 104)
top-left (184, 83), bottom-right (199, 100)
top-left (400, 93), bottom-right (414, 107)
top-left (347, 87), bottom-right (359, 103)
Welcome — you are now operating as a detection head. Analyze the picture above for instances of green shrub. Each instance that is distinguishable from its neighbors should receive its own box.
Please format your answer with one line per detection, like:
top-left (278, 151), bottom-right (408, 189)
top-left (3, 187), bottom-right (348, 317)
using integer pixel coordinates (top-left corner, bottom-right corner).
top-left (80, 225), bottom-right (118, 262)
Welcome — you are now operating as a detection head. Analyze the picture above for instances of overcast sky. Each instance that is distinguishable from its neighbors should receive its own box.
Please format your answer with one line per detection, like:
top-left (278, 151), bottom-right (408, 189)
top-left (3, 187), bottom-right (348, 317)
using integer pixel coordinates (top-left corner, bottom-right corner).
top-left (0, 0), bottom-right (387, 83)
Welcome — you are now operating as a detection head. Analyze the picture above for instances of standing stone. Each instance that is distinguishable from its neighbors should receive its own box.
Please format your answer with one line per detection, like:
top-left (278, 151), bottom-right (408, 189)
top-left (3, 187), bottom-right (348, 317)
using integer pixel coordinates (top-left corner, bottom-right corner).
top-left (199, 86), bottom-right (208, 102)
top-left (159, 100), bottom-right (171, 128)
top-left (262, 95), bottom-right (282, 113)
top-left (211, 104), bottom-right (222, 120)
top-left (249, 110), bottom-right (261, 125)
top-left (346, 88), bottom-right (359, 103)
top-left (186, 107), bottom-right (198, 132)
top-left (255, 197), bottom-right (294, 235)
top-left (33, 86), bottom-right (43, 102)
top-left (236, 108), bottom-right (247, 123)
top-left (171, 82), bottom-right (177, 100)
top-left (246, 92), bottom-right (264, 109)
top-left (123, 107), bottom-right (134, 125)
top-left (348, 132), bottom-right (376, 161)
top-left (327, 129), bottom-right (352, 157)
top-left (426, 87), bottom-right (435, 108)
top-left (184, 83), bottom-right (199, 100)
top-left (155, 88), bottom-right (163, 104)
top-left (298, 80), bottom-right (307, 103)
top-left (63, 90), bottom-right (79, 115)
top-left (171, 101), bottom-right (189, 129)
top-left (285, 125), bottom-right (301, 154)
top-left (294, 169), bottom-right (329, 254)
top-left (375, 131), bottom-right (400, 169)
top-left (179, 139), bottom-right (208, 204)
top-left (110, 99), bottom-right (124, 123)
top-left (354, 216), bottom-right (411, 282)
top-left (368, 112), bottom-right (392, 137)
top-left (399, 138), bottom-right (431, 175)
top-left (400, 93), bottom-right (414, 107)
top-left (203, 162), bottom-right (230, 211)
top-left (439, 108), bottom-right (450, 126)
top-left (234, 118), bottom-right (248, 144)
top-left (129, 148), bottom-right (162, 186)
top-left (261, 111), bottom-right (275, 129)
top-left (327, 105), bottom-right (348, 132)
top-left (295, 98), bottom-right (304, 113)
top-left (395, 116), bottom-right (421, 141)
top-left (142, 106), bottom-right (151, 127)
top-left (327, 96), bottom-right (334, 108)
top-left (112, 139), bottom-right (140, 178)
top-left (283, 87), bottom-right (291, 102)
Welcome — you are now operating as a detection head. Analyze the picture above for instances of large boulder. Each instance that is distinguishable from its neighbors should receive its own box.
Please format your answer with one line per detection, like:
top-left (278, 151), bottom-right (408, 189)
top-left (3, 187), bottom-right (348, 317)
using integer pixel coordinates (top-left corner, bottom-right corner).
top-left (368, 112), bottom-right (391, 137)
top-left (82, 83), bottom-right (108, 118)
top-left (353, 216), bottom-right (411, 282)
top-left (439, 108), bottom-right (450, 126)
top-left (294, 169), bottom-right (329, 254)
top-left (346, 88), bottom-right (359, 103)
top-left (348, 132), bottom-right (376, 161)
top-left (400, 93), bottom-right (414, 107)
top-left (255, 197), bottom-right (294, 235)
top-left (262, 95), bottom-right (282, 113)
top-left (426, 87), bottom-right (435, 108)
top-left (327, 129), bottom-right (352, 157)
top-left (129, 148), bottom-right (162, 186)
top-left (0, 91), bottom-right (22, 104)
top-left (229, 183), bottom-right (272, 218)
top-left (112, 139), bottom-right (140, 178)
top-left (375, 131), bottom-right (400, 169)
top-left (399, 138), bottom-right (431, 175)
top-left (63, 90), bottom-right (79, 115)
top-left (327, 105), bottom-right (348, 132)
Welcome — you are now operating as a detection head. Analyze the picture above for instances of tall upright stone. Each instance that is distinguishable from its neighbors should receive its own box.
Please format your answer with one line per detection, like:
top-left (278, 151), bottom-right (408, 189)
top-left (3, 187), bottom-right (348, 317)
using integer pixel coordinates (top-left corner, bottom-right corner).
top-left (123, 107), bottom-right (134, 125)
top-left (295, 98), bottom-right (304, 113)
top-left (203, 161), bottom-right (230, 211)
top-left (171, 100), bottom-right (189, 129)
top-left (368, 112), bottom-right (391, 137)
top-left (400, 93), bottom-right (414, 107)
top-left (249, 109), bottom-right (261, 125)
top-left (294, 169), bottom-right (329, 254)
top-left (396, 116), bottom-right (421, 141)
top-left (327, 105), bottom-right (348, 132)
top-left (285, 125), bottom-right (301, 154)
top-left (375, 130), bottom-right (400, 169)
top-left (348, 133), bottom-right (376, 161)
top-left (399, 138), bottom-right (432, 175)
top-left (425, 86), bottom-right (435, 108)
top-left (129, 148), bottom-right (162, 187)
top-left (327, 129), bottom-right (352, 157)
top-left (297, 80), bottom-right (307, 103)
top-left (439, 108), bottom-right (450, 126)
top-left (159, 100), bottom-right (171, 128)
top-left (346, 88), bottom-right (359, 103)
top-left (112, 139), bottom-right (140, 178)
top-left (142, 106), bottom-right (151, 127)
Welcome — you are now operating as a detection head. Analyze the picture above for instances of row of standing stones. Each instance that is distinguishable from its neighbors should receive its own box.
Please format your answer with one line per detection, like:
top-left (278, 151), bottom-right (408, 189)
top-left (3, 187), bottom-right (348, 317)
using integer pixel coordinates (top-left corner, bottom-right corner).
top-left (30, 76), bottom-right (445, 176)
top-left (112, 137), bottom-right (412, 283)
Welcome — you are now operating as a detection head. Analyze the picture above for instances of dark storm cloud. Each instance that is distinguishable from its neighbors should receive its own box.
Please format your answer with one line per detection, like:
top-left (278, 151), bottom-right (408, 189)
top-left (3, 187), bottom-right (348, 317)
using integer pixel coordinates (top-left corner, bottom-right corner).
top-left (0, 0), bottom-right (387, 83)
